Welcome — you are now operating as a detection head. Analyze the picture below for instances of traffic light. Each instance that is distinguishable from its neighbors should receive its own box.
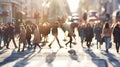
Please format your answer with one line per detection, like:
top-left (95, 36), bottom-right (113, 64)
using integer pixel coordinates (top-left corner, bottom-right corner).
top-left (34, 12), bottom-right (39, 19)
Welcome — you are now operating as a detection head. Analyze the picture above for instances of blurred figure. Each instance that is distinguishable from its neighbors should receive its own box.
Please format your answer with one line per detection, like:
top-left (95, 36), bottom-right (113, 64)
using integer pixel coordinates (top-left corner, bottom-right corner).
top-left (26, 25), bottom-right (32, 48)
top-left (113, 23), bottom-right (120, 53)
top-left (85, 23), bottom-right (94, 49)
top-left (2, 24), bottom-right (9, 48)
top-left (33, 24), bottom-right (41, 51)
top-left (102, 22), bottom-right (112, 53)
top-left (78, 23), bottom-right (86, 48)
top-left (18, 24), bottom-right (26, 52)
top-left (94, 23), bottom-right (103, 49)
top-left (48, 21), bottom-right (63, 48)
top-left (6, 23), bottom-right (17, 49)
top-left (0, 23), bottom-right (3, 48)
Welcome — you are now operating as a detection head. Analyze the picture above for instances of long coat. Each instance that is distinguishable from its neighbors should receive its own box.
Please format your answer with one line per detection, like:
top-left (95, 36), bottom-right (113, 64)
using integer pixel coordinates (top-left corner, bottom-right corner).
top-left (94, 26), bottom-right (102, 42)
top-left (19, 26), bottom-right (26, 43)
top-left (33, 27), bottom-right (40, 44)
top-left (113, 25), bottom-right (120, 43)
top-left (85, 27), bottom-right (94, 42)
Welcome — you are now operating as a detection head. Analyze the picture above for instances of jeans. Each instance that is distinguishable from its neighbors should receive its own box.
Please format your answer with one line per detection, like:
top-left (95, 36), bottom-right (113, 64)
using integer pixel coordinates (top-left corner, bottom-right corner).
top-left (104, 37), bottom-right (111, 50)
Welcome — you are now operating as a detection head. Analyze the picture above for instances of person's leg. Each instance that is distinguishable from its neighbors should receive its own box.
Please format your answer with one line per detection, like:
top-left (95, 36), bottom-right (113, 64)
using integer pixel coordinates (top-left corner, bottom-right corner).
top-left (116, 42), bottom-right (119, 53)
top-left (48, 38), bottom-right (55, 48)
top-left (18, 42), bottom-right (21, 52)
top-left (81, 36), bottom-right (84, 48)
top-left (22, 43), bottom-right (25, 52)
top-left (6, 37), bottom-right (10, 49)
top-left (27, 38), bottom-right (31, 48)
top-left (12, 37), bottom-right (17, 48)
top-left (0, 36), bottom-right (2, 48)
top-left (105, 37), bottom-right (110, 52)
top-left (36, 43), bottom-right (41, 49)
top-left (34, 43), bottom-right (37, 51)
top-left (56, 36), bottom-right (63, 48)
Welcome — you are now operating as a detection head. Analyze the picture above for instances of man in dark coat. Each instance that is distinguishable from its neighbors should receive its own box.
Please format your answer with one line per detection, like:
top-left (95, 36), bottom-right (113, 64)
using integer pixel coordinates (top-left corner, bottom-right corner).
top-left (113, 24), bottom-right (120, 53)
top-left (6, 23), bottom-right (17, 49)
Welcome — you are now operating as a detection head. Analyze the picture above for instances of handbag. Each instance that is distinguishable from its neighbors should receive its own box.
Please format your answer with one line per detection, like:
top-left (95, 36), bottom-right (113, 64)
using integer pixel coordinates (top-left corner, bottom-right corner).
top-left (100, 37), bottom-right (105, 45)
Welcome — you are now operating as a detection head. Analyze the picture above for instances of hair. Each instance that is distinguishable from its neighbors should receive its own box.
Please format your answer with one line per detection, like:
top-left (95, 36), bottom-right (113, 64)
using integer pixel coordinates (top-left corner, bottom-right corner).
top-left (104, 22), bottom-right (110, 29)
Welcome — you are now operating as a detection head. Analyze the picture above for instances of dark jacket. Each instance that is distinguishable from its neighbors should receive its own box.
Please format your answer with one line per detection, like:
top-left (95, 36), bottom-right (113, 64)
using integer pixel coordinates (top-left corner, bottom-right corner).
top-left (85, 27), bottom-right (94, 42)
top-left (113, 25), bottom-right (120, 43)
top-left (94, 26), bottom-right (102, 42)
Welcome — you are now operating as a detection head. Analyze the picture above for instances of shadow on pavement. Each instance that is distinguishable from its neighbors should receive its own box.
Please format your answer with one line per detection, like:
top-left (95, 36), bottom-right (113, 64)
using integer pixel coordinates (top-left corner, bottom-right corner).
top-left (68, 49), bottom-right (79, 62)
top-left (13, 49), bottom-right (40, 67)
top-left (0, 49), bottom-right (33, 66)
top-left (45, 49), bottom-right (60, 67)
top-left (84, 49), bottom-right (108, 67)
top-left (0, 48), bottom-right (7, 55)
top-left (102, 52), bottom-right (120, 67)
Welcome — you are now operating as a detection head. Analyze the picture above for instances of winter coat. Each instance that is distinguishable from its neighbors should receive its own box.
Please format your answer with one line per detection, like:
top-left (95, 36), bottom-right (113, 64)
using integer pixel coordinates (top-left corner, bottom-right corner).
top-left (102, 28), bottom-right (112, 37)
top-left (78, 27), bottom-right (86, 38)
top-left (85, 27), bottom-right (94, 42)
top-left (33, 27), bottom-right (40, 44)
top-left (19, 26), bottom-right (26, 43)
top-left (113, 26), bottom-right (120, 43)
top-left (94, 26), bottom-right (102, 42)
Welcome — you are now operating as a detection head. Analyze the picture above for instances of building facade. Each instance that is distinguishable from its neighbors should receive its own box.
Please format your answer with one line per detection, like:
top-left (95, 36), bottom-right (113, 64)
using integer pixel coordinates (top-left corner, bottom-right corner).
top-left (0, 0), bottom-right (20, 23)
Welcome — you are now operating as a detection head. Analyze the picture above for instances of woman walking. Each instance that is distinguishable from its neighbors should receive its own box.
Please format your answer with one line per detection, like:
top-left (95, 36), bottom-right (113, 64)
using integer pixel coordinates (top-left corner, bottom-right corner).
top-left (85, 23), bottom-right (94, 49)
top-left (33, 24), bottom-right (41, 51)
top-left (102, 22), bottom-right (112, 53)
top-left (78, 23), bottom-right (86, 48)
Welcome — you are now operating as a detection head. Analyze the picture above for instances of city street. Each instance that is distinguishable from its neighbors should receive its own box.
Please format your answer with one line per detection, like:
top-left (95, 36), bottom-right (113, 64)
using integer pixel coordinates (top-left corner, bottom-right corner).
top-left (0, 28), bottom-right (120, 67)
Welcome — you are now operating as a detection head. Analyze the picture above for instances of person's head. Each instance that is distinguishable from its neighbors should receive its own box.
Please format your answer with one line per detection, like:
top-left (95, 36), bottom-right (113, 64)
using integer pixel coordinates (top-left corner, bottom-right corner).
top-left (86, 22), bottom-right (91, 27)
top-left (104, 22), bottom-right (110, 29)
top-left (115, 23), bottom-right (120, 28)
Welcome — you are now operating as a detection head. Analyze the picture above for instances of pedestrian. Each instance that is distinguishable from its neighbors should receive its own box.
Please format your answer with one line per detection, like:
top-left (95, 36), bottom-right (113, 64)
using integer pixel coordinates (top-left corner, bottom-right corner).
top-left (18, 24), bottom-right (26, 52)
top-left (2, 24), bottom-right (9, 48)
top-left (78, 23), bottom-right (86, 48)
top-left (94, 23), bottom-right (102, 49)
top-left (6, 23), bottom-right (17, 49)
top-left (65, 32), bottom-right (75, 48)
top-left (33, 24), bottom-right (41, 51)
top-left (26, 25), bottom-right (32, 48)
top-left (113, 23), bottom-right (120, 53)
top-left (0, 23), bottom-right (3, 49)
top-left (102, 22), bottom-right (112, 53)
top-left (85, 23), bottom-right (94, 49)
top-left (48, 21), bottom-right (63, 48)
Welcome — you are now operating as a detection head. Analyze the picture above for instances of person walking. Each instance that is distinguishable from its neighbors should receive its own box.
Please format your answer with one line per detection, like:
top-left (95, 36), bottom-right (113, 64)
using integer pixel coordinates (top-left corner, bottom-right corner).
top-left (33, 24), bottom-right (41, 51)
top-left (6, 23), bottom-right (17, 49)
top-left (85, 23), bottom-right (94, 49)
top-left (102, 22), bottom-right (112, 53)
top-left (78, 23), bottom-right (86, 48)
top-left (113, 23), bottom-right (120, 53)
top-left (94, 23), bottom-right (103, 49)
top-left (18, 24), bottom-right (26, 52)
top-left (49, 21), bottom-right (63, 48)
top-left (26, 25), bottom-right (32, 48)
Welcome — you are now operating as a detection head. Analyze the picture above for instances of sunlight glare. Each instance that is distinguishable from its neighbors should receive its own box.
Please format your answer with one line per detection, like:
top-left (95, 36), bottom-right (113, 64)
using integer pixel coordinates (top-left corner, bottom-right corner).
top-left (67, 0), bottom-right (80, 13)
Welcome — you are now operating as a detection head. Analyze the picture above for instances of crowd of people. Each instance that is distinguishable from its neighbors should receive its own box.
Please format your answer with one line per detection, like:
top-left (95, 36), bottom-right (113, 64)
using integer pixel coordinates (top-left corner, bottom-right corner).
top-left (0, 18), bottom-right (119, 54)
top-left (78, 21), bottom-right (120, 53)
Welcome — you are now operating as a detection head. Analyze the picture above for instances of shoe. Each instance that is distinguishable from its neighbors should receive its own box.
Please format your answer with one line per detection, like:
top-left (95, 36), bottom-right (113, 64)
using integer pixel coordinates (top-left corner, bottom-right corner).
top-left (48, 45), bottom-right (51, 48)
top-left (117, 50), bottom-right (119, 53)
top-left (60, 46), bottom-right (63, 48)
